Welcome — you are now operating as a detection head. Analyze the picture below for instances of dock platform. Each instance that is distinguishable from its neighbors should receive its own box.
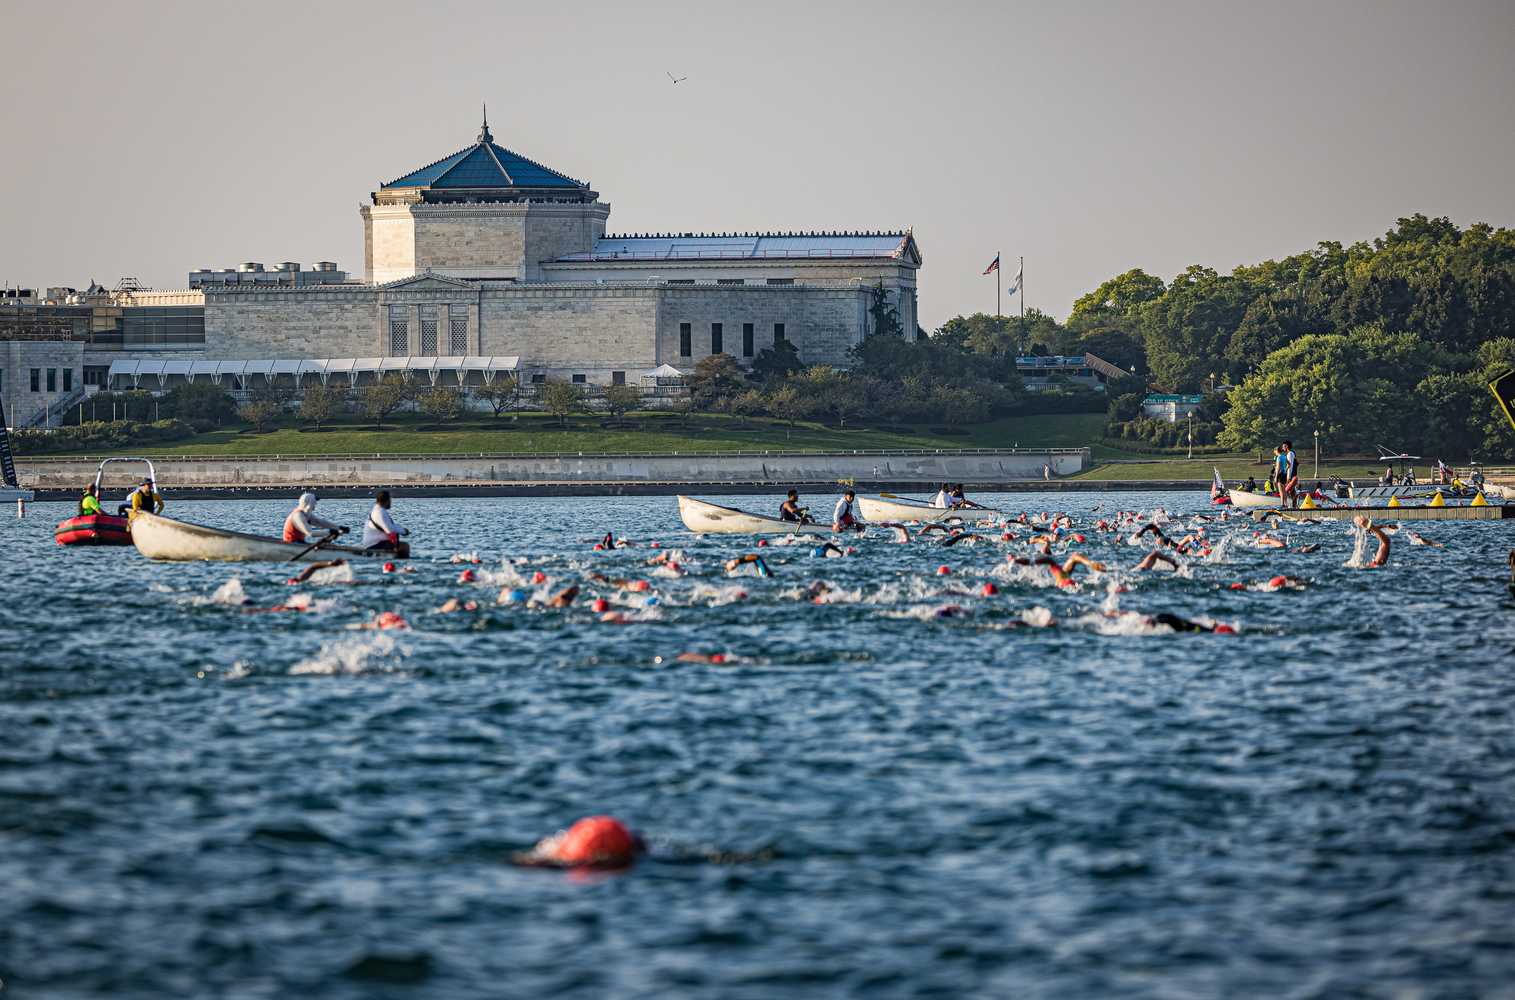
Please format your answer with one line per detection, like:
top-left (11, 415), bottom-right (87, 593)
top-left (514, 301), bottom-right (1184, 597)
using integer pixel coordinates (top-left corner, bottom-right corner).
top-left (1252, 504), bottom-right (1515, 522)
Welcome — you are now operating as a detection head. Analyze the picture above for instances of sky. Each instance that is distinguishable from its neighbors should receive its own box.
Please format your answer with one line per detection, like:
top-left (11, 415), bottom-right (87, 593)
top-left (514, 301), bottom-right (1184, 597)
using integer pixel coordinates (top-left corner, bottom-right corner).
top-left (1, 0), bottom-right (1512, 329)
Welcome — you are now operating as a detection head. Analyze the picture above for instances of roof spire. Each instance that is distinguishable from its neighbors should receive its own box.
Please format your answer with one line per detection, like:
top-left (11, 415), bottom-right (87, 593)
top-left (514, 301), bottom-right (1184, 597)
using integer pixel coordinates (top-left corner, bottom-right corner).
top-left (478, 102), bottom-right (492, 144)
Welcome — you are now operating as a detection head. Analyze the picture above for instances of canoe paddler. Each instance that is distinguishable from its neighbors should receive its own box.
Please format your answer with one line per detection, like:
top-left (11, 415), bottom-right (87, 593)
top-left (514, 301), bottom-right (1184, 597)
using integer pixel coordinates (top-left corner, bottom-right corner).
top-left (778, 490), bottom-right (809, 524)
top-left (362, 490), bottom-right (410, 555)
top-left (78, 483), bottom-right (102, 517)
top-left (282, 492), bottom-right (347, 544)
top-left (831, 489), bottom-right (860, 532)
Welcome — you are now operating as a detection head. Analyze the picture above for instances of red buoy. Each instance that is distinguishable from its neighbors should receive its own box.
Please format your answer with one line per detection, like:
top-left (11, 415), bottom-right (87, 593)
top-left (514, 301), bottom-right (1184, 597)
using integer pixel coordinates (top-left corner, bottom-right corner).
top-left (551, 816), bottom-right (639, 866)
top-left (937, 565), bottom-right (951, 575)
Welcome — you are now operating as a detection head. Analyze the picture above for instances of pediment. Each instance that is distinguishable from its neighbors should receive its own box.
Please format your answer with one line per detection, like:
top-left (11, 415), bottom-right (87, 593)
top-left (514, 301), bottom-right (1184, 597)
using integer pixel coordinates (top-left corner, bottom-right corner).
top-left (378, 271), bottom-right (475, 291)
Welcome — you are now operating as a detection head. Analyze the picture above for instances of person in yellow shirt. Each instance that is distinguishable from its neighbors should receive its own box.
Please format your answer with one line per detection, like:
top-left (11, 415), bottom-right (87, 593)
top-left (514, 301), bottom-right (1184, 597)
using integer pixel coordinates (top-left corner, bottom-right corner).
top-left (123, 479), bottom-right (164, 516)
top-left (79, 483), bottom-right (102, 517)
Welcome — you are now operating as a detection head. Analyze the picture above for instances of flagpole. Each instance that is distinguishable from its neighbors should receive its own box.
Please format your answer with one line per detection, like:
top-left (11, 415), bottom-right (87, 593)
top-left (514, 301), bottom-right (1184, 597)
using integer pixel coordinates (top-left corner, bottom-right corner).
top-left (996, 250), bottom-right (1001, 318)
top-left (1019, 255), bottom-right (1025, 351)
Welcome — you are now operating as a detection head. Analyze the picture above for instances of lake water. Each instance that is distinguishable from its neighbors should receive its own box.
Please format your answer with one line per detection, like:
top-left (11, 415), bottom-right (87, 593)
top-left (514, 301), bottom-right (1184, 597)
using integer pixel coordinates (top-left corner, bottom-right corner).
top-left (3, 492), bottom-right (1515, 998)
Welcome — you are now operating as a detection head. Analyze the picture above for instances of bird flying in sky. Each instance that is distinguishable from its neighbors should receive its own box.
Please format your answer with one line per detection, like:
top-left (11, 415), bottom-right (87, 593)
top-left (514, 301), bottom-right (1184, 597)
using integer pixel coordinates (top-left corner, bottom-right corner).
top-left (667, 72), bottom-right (687, 84)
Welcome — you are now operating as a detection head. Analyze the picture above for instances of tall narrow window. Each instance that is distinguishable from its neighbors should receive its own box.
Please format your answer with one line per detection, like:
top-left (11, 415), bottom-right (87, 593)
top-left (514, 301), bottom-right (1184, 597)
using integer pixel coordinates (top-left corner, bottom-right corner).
top-left (742, 323), bottom-right (754, 357)
top-left (711, 323), bottom-right (723, 355)
top-left (389, 308), bottom-right (408, 355)
top-left (46, 368), bottom-right (56, 392)
top-left (420, 317), bottom-right (439, 356)
top-left (611, 371), bottom-right (626, 385)
top-left (30, 369), bottom-right (40, 392)
top-left (773, 322), bottom-right (786, 345)
top-left (679, 323), bottom-right (692, 357)
top-left (62, 368), bottom-right (72, 392)
top-left (449, 309), bottom-right (468, 354)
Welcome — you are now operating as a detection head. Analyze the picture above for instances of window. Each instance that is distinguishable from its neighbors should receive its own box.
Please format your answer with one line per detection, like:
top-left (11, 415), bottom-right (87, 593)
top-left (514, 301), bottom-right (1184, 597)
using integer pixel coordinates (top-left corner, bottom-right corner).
top-left (666, 279), bottom-right (695, 286)
top-left (572, 374), bottom-right (587, 384)
top-left (611, 371), bottom-right (626, 386)
top-left (742, 323), bottom-right (754, 357)
top-left (84, 366), bottom-right (108, 387)
top-left (679, 322), bottom-right (692, 357)
top-left (30, 368), bottom-right (40, 392)
top-left (389, 315), bottom-right (408, 355)
top-left (531, 373), bottom-right (546, 385)
top-left (774, 323), bottom-right (786, 345)
top-left (46, 368), bottom-right (56, 392)
top-left (62, 368), bottom-right (72, 392)
top-left (716, 278), bottom-right (745, 286)
top-left (711, 322), bottom-right (723, 355)
top-left (766, 278), bottom-right (794, 286)
top-left (449, 312), bottom-right (468, 354)
top-left (420, 318), bottom-right (439, 356)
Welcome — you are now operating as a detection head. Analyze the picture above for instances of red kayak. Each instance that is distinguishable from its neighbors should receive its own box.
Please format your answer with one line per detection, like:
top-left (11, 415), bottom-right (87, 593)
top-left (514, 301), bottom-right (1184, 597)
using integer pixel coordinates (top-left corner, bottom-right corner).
top-left (55, 514), bottom-right (133, 546)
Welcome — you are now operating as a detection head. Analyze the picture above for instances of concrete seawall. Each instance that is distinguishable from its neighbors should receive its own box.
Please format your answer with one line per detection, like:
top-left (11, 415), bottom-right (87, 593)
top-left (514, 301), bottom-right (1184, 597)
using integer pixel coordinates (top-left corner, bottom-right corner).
top-left (18, 448), bottom-right (1088, 490)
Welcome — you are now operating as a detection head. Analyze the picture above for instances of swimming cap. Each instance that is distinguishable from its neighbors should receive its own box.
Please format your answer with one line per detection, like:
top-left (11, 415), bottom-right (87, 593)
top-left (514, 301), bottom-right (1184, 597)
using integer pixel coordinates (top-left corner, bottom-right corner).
top-left (1267, 575), bottom-right (1288, 589)
top-left (937, 565), bottom-right (951, 575)
top-left (981, 582), bottom-right (997, 596)
top-left (374, 611), bottom-right (408, 630)
top-left (551, 816), bottom-right (639, 866)
top-left (504, 588), bottom-right (528, 603)
top-left (382, 562), bottom-right (396, 573)
top-left (458, 569), bottom-right (476, 583)
top-left (591, 598), bottom-right (609, 613)
top-left (531, 571), bottom-right (547, 585)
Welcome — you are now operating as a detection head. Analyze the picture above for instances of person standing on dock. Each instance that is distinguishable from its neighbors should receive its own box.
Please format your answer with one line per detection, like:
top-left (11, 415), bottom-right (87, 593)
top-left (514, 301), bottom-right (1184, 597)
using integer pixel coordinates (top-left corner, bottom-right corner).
top-left (1278, 441), bottom-right (1299, 509)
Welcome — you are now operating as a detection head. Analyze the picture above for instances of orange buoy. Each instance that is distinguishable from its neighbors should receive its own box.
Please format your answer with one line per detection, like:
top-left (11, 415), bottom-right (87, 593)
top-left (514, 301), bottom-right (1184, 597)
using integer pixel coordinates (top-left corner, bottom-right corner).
top-left (550, 816), bottom-right (639, 866)
top-left (937, 565), bottom-right (951, 576)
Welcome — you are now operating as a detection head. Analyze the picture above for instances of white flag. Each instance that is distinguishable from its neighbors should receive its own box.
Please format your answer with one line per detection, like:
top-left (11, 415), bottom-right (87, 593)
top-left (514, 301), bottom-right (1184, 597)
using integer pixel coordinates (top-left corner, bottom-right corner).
top-left (1006, 264), bottom-right (1023, 295)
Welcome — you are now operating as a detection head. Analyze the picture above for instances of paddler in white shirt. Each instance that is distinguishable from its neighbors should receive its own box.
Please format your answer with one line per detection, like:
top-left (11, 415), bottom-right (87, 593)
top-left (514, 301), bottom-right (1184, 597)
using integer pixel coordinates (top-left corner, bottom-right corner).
top-left (362, 490), bottom-right (410, 556)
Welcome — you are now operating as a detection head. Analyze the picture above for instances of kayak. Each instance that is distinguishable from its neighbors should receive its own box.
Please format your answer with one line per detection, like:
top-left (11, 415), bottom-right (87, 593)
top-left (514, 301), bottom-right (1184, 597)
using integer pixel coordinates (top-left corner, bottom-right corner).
top-left (55, 513), bottom-right (133, 546)
top-left (677, 496), bottom-right (815, 535)
top-left (856, 495), bottom-right (1004, 522)
top-left (130, 511), bottom-right (408, 563)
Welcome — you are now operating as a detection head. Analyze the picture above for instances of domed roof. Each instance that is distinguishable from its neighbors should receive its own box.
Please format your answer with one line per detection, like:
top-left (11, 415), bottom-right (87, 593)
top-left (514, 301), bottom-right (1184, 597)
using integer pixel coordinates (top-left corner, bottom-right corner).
top-left (380, 109), bottom-right (589, 197)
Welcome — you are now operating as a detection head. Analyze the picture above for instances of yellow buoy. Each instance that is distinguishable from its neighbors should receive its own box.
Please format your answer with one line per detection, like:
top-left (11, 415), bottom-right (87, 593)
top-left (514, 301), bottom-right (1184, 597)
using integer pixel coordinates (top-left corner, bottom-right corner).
top-left (1428, 490), bottom-right (1446, 508)
top-left (1387, 496), bottom-right (1401, 508)
top-left (1300, 495), bottom-right (1316, 510)
top-left (1472, 491), bottom-right (1489, 507)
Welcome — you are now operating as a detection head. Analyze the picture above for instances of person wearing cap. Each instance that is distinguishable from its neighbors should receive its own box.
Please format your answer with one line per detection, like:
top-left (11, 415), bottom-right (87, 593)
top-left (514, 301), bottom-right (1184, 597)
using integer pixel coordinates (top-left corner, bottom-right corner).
top-left (78, 482), bottom-right (102, 517)
top-left (124, 478), bottom-right (164, 516)
top-left (361, 490), bottom-right (410, 555)
top-left (282, 492), bottom-right (346, 544)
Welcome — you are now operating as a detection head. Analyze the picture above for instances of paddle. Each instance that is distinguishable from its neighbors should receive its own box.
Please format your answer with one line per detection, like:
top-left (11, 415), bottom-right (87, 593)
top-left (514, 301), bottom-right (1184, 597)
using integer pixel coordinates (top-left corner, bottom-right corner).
top-left (880, 492), bottom-right (928, 504)
top-left (288, 529), bottom-right (342, 563)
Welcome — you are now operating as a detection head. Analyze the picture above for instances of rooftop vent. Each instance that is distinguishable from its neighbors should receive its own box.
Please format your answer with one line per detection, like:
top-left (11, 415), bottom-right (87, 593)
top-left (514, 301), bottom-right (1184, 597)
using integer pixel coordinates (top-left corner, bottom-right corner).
top-left (239, 262), bottom-right (264, 272)
top-left (314, 261), bottom-right (338, 272)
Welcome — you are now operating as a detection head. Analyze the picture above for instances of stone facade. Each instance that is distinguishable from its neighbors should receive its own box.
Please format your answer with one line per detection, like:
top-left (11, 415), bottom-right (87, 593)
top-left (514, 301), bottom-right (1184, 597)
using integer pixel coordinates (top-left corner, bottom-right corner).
top-left (1, 340), bottom-right (86, 427)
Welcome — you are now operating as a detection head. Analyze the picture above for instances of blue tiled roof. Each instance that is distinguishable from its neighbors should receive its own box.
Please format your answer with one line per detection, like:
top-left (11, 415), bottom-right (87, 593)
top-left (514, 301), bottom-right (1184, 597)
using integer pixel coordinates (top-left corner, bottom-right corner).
top-left (384, 141), bottom-right (583, 190)
top-left (555, 232), bottom-right (913, 262)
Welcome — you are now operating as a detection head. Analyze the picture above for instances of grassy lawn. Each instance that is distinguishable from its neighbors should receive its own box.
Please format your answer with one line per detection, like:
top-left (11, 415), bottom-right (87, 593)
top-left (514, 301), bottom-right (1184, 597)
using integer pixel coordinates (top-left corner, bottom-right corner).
top-left (33, 411), bottom-right (1115, 458)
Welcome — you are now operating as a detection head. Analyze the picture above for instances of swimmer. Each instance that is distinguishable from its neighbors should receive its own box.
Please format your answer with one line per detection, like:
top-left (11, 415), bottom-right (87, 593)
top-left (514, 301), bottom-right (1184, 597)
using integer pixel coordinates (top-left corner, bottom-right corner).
top-left (940, 531), bottom-right (986, 547)
top-left (811, 541), bottom-right (846, 558)
top-left (285, 558), bottom-right (347, 585)
top-left (725, 553), bottom-right (773, 577)
top-left (1251, 532), bottom-right (1286, 549)
top-left (512, 816), bottom-right (644, 869)
top-left (916, 522), bottom-right (952, 536)
top-left (436, 597), bottom-right (480, 613)
top-left (1149, 612), bottom-right (1234, 634)
top-left (546, 585), bottom-right (581, 608)
top-left (1133, 550), bottom-right (1182, 572)
top-left (676, 651), bottom-right (734, 664)
top-left (1292, 543), bottom-right (1321, 554)
top-left (360, 610), bottom-right (409, 630)
top-left (806, 580), bottom-right (832, 602)
top-left (1404, 530), bottom-right (1446, 548)
top-left (1354, 515), bottom-right (1391, 568)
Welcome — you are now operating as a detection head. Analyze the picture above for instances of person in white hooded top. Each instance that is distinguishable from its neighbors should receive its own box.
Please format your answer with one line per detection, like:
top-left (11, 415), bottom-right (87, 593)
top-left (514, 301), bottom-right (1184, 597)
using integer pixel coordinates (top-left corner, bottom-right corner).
top-left (282, 492), bottom-right (346, 544)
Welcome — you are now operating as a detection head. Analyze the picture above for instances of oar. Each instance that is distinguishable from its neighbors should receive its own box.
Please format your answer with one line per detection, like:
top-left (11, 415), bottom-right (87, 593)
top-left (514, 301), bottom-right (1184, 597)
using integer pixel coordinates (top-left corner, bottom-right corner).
top-left (288, 530), bottom-right (340, 563)
top-left (880, 491), bottom-right (928, 503)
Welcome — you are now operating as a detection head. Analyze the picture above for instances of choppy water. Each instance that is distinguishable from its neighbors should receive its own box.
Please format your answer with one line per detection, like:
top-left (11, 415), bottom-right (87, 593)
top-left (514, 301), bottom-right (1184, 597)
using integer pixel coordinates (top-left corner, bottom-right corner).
top-left (3, 492), bottom-right (1515, 999)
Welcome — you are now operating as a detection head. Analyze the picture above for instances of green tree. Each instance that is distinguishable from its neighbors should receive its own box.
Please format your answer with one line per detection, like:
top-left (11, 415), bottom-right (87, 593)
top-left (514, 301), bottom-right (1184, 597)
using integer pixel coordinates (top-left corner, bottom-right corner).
top-left (359, 374), bottom-right (410, 430)
top-left (1069, 268), bottom-right (1166, 328)
top-left (474, 377), bottom-right (519, 418)
top-left (752, 338), bottom-right (803, 381)
top-left (418, 385), bottom-right (464, 425)
top-left (299, 383), bottom-right (346, 430)
top-left (867, 282), bottom-right (903, 338)
top-left (540, 380), bottom-right (584, 428)
top-left (685, 353), bottom-right (747, 411)
top-left (602, 383), bottom-right (642, 421)
top-left (791, 366), bottom-right (866, 426)
top-left (236, 399), bottom-right (280, 433)
top-left (162, 382), bottom-right (238, 426)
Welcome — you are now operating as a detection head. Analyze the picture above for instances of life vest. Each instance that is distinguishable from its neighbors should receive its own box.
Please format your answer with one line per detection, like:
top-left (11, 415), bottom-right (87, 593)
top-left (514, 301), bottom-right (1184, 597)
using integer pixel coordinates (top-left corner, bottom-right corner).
top-left (283, 510), bottom-right (304, 543)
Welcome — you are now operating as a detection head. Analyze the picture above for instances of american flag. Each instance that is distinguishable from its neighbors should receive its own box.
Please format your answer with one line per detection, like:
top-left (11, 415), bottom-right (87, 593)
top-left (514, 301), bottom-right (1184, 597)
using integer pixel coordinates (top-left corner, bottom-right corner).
top-left (982, 254), bottom-right (1000, 275)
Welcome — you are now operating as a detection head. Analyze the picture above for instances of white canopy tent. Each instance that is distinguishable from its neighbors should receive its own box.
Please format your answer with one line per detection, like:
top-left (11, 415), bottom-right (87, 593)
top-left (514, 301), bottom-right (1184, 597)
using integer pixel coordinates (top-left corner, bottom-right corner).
top-left (108, 356), bottom-right (521, 391)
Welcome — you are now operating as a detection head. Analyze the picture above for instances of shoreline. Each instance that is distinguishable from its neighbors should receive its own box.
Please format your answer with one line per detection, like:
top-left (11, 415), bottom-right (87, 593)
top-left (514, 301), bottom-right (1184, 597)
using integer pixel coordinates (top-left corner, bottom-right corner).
top-left (27, 479), bottom-right (1212, 501)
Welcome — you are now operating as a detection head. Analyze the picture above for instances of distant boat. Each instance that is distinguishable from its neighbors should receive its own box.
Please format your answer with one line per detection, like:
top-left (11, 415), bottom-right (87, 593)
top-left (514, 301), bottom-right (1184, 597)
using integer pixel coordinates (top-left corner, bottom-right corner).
top-left (677, 496), bottom-right (814, 535)
top-left (856, 495), bottom-right (1004, 522)
top-left (0, 396), bottom-right (33, 504)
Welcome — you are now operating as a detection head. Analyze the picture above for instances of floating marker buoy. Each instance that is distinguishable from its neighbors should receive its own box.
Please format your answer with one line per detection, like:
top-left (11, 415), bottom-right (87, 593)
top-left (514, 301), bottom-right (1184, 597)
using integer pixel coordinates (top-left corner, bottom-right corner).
top-left (1387, 496), bottom-right (1401, 508)
top-left (1428, 490), bottom-right (1446, 508)
top-left (1300, 495), bottom-right (1316, 510)
top-left (1472, 492), bottom-right (1489, 507)
top-left (550, 816), bottom-right (639, 866)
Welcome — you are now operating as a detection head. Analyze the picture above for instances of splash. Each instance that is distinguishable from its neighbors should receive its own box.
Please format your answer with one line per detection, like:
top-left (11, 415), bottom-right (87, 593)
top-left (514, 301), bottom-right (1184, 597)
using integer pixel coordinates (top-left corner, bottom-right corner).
top-left (205, 578), bottom-right (248, 606)
top-left (290, 633), bottom-right (407, 675)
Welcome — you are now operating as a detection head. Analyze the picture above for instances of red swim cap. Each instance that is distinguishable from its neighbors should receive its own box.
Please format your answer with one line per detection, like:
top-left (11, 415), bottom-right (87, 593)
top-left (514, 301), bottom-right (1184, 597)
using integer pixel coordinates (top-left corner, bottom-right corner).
top-left (593, 544), bottom-right (604, 551)
top-left (629, 580), bottom-right (649, 593)
top-left (1213, 623), bottom-right (1236, 635)
top-left (981, 582), bottom-right (997, 596)
top-left (1229, 582), bottom-right (1246, 590)
top-left (458, 569), bottom-right (476, 583)
top-left (553, 816), bottom-right (638, 866)
top-left (591, 598), bottom-right (609, 613)
top-left (649, 541), bottom-right (660, 549)
top-left (937, 565), bottom-right (951, 575)
top-left (531, 571), bottom-right (547, 585)
top-left (1268, 575), bottom-right (1288, 589)
top-left (756, 539), bottom-right (768, 547)
top-left (374, 611), bottom-right (408, 630)
top-left (1072, 533), bottom-right (1086, 543)
top-left (382, 562), bottom-right (396, 573)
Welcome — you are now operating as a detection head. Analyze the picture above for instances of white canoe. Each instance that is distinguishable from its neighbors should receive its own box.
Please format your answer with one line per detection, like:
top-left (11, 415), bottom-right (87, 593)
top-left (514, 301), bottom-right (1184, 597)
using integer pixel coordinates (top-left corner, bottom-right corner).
top-left (130, 511), bottom-right (403, 562)
top-left (1226, 489), bottom-right (1283, 509)
top-left (856, 495), bottom-right (1004, 522)
top-left (677, 495), bottom-right (815, 535)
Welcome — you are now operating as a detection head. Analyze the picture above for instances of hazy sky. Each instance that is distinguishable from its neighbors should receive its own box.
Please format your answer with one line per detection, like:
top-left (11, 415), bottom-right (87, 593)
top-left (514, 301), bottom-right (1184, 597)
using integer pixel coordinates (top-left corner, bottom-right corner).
top-left (2, 0), bottom-right (1512, 328)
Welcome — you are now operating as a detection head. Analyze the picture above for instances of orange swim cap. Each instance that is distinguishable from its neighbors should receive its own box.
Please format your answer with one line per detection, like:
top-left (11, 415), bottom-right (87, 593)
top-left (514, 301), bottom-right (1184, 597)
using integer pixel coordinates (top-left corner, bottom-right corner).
top-left (937, 565), bottom-right (951, 575)
top-left (1268, 575), bottom-right (1288, 589)
top-left (374, 611), bottom-right (408, 630)
top-left (552, 816), bottom-right (639, 866)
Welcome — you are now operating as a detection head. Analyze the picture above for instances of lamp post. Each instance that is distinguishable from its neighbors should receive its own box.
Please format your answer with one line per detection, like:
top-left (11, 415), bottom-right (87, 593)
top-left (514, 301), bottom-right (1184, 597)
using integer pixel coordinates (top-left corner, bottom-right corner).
top-left (1186, 410), bottom-right (1193, 459)
top-left (1313, 429), bottom-right (1319, 479)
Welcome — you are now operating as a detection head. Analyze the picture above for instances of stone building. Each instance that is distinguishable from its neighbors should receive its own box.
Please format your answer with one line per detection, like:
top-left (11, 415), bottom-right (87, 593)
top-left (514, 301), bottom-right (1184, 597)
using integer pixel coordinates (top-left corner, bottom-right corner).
top-left (199, 113), bottom-right (921, 386)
